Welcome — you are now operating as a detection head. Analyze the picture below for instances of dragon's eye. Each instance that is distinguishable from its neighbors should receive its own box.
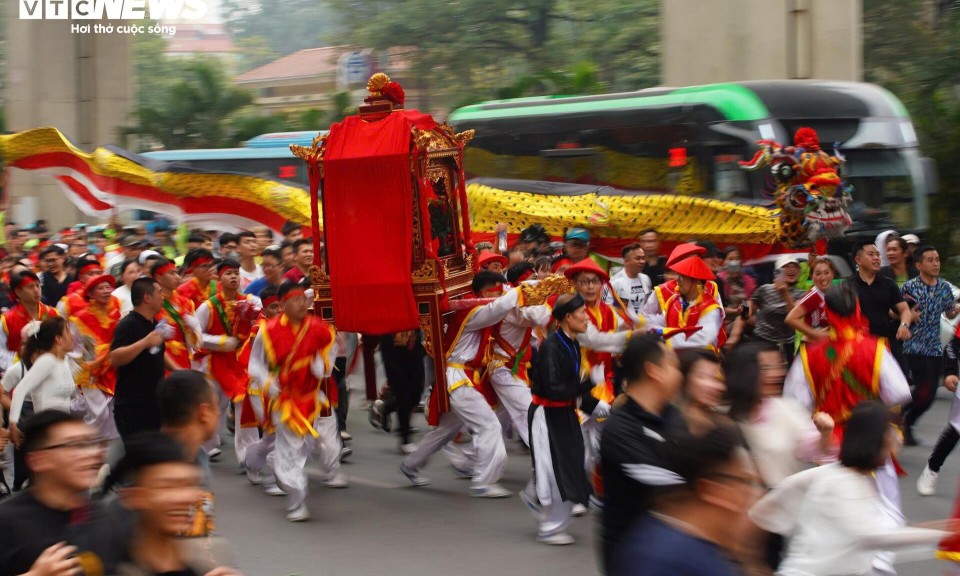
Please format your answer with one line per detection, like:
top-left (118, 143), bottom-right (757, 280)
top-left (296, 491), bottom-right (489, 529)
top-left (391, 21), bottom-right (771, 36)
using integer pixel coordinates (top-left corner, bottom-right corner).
top-left (772, 163), bottom-right (795, 183)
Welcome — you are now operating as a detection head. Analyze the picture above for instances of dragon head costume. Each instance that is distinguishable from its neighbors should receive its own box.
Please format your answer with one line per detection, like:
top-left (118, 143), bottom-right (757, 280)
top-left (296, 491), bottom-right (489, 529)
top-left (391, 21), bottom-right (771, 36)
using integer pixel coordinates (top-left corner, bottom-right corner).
top-left (740, 127), bottom-right (853, 248)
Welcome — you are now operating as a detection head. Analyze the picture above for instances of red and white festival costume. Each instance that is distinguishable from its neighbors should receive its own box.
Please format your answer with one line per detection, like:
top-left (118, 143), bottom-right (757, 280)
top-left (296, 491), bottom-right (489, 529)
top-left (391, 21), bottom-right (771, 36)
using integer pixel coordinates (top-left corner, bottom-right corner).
top-left (487, 298), bottom-right (552, 446)
top-left (783, 303), bottom-right (912, 574)
top-left (158, 288), bottom-right (200, 371)
top-left (0, 299), bottom-right (58, 371)
top-left (70, 290), bottom-right (122, 439)
top-left (402, 288), bottom-right (522, 493)
top-left (195, 290), bottom-right (259, 460)
top-left (238, 314), bottom-right (280, 491)
top-left (176, 276), bottom-right (218, 312)
top-left (248, 311), bottom-right (339, 512)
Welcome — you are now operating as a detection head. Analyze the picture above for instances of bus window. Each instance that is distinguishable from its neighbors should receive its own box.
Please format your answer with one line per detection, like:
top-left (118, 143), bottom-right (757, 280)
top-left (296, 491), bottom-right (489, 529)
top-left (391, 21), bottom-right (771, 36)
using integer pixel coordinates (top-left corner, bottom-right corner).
top-left (713, 155), bottom-right (749, 200)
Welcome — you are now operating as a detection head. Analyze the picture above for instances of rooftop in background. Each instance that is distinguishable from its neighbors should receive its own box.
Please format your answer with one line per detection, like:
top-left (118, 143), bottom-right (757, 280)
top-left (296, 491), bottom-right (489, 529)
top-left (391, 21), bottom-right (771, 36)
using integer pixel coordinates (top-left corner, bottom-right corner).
top-left (235, 46), bottom-right (347, 84)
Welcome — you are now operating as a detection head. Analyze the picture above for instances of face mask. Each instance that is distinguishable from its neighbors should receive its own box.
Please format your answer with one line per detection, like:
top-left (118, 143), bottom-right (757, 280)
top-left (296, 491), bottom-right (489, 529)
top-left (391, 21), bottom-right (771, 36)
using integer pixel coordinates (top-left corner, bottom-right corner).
top-left (226, 250), bottom-right (240, 260)
top-left (725, 260), bottom-right (741, 273)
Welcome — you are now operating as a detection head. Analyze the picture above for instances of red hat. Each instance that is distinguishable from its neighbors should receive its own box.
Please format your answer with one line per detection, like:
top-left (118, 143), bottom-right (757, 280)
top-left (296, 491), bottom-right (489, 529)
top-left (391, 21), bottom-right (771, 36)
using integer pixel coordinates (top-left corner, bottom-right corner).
top-left (666, 243), bottom-right (706, 267)
top-left (478, 251), bottom-right (507, 269)
top-left (551, 258), bottom-right (573, 273)
top-left (83, 274), bottom-right (116, 300)
top-left (668, 256), bottom-right (715, 281)
top-left (562, 258), bottom-right (609, 283)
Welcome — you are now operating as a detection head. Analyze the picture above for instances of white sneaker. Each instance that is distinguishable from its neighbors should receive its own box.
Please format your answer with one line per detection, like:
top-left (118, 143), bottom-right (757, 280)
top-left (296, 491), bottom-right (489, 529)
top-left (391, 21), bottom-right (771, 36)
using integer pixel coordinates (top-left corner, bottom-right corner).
top-left (399, 463), bottom-right (431, 487)
top-left (340, 431), bottom-right (352, 442)
top-left (285, 503), bottom-right (310, 522)
top-left (917, 465), bottom-right (939, 496)
top-left (245, 466), bottom-right (263, 486)
top-left (572, 503), bottom-right (588, 517)
top-left (471, 484), bottom-right (512, 498)
top-left (264, 483), bottom-right (286, 497)
top-left (207, 448), bottom-right (222, 460)
top-left (339, 446), bottom-right (353, 461)
top-left (325, 472), bottom-right (349, 489)
top-left (537, 532), bottom-right (575, 545)
top-left (399, 443), bottom-right (417, 455)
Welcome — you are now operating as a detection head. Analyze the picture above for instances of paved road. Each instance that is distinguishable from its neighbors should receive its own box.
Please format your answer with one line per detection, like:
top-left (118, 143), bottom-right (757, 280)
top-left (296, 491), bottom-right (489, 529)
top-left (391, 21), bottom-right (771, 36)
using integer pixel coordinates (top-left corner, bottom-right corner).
top-left (209, 376), bottom-right (960, 576)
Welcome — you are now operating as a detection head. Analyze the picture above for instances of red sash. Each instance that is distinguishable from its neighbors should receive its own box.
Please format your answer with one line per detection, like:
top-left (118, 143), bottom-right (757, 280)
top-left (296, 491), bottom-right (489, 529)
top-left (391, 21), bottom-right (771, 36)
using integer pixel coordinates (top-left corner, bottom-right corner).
top-left (157, 291), bottom-right (196, 371)
top-left (72, 297), bottom-right (121, 394)
top-left (491, 322), bottom-right (534, 384)
top-left (262, 314), bottom-right (336, 436)
top-left (2, 303), bottom-right (58, 354)
top-left (203, 293), bottom-right (255, 400)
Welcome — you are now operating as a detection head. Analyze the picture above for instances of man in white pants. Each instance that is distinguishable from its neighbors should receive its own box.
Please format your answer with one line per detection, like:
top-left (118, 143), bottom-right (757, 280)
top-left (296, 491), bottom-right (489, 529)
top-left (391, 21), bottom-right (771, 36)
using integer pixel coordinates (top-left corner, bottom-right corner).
top-left (248, 280), bottom-right (344, 521)
top-left (400, 271), bottom-right (520, 498)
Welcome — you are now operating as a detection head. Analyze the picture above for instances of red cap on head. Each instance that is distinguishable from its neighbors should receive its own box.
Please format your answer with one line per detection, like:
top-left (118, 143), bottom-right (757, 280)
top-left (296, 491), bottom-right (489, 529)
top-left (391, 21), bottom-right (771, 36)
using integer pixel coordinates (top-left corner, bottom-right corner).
top-left (83, 274), bottom-right (116, 300)
top-left (478, 252), bottom-right (508, 269)
top-left (551, 258), bottom-right (573, 273)
top-left (668, 256), bottom-right (715, 281)
top-left (666, 243), bottom-right (706, 267)
top-left (562, 258), bottom-right (609, 283)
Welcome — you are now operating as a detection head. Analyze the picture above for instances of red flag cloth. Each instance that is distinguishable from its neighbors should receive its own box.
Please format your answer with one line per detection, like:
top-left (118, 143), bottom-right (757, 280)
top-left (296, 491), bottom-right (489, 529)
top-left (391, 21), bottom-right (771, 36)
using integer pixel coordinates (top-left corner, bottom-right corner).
top-left (323, 112), bottom-right (433, 334)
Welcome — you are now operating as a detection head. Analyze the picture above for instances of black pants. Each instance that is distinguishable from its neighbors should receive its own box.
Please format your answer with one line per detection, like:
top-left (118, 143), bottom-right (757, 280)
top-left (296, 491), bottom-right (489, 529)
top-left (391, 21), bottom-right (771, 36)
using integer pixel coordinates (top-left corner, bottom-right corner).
top-left (8, 401), bottom-right (33, 490)
top-left (114, 404), bottom-right (161, 444)
top-left (333, 357), bottom-right (348, 433)
top-left (381, 338), bottom-right (425, 445)
top-left (929, 425), bottom-right (960, 472)
top-left (904, 354), bottom-right (944, 429)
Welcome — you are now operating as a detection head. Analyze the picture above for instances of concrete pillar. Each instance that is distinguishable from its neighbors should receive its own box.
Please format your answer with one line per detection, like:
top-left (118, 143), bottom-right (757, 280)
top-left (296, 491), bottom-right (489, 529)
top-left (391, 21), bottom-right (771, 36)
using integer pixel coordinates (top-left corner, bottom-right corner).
top-left (662, 0), bottom-right (862, 86)
top-left (5, 12), bottom-right (132, 229)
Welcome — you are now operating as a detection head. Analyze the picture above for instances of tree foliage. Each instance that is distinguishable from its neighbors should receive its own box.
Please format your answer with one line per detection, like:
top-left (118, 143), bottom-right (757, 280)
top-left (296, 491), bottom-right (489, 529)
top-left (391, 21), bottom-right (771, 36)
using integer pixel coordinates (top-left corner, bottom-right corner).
top-left (130, 60), bottom-right (253, 149)
top-left (325, 0), bottom-right (659, 109)
top-left (221, 0), bottom-right (340, 57)
top-left (864, 0), bottom-right (960, 254)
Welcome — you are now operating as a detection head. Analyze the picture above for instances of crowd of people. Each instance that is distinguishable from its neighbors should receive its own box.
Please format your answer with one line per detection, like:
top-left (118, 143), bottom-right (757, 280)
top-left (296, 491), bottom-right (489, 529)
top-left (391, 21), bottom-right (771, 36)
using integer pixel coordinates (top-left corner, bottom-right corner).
top-left (0, 215), bottom-right (958, 575)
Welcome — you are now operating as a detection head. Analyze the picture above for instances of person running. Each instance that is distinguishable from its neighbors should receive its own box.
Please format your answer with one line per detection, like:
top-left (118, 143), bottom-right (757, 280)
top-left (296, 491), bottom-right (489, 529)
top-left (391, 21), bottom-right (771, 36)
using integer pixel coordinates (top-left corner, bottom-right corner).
top-left (248, 280), bottom-right (345, 522)
top-left (524, 293), bottom-right (606, 545)
top-left (8, 318), bottom-right (77, 446)
top-left (400, 271), bottom-right (520, 497)
top-left (900, 245), bottom-right (959, 444)
top-left (0, 271), bottom-right (59, 373)
top-left (70, 273), bottom-right (122, 441)
top-left (0, 411), bottom-right (129, 576)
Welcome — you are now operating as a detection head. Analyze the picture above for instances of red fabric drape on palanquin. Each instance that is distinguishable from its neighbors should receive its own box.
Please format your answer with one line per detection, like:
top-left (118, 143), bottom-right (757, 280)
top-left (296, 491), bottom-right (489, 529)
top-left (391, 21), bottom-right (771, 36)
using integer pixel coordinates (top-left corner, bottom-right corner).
top-left (323, 111), bottom-right (437, 334)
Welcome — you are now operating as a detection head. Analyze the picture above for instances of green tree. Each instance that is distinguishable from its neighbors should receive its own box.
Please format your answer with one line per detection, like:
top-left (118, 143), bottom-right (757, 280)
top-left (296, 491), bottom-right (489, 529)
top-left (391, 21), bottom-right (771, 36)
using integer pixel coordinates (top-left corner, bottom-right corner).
top-left (130, 60), bottom-right (254, 149)
top-left (326, 0), bottom-right (659, 110)
top-left (221, 0), bottom-right (340, 56)
top-left (864, 0), bottom-right (960, 258)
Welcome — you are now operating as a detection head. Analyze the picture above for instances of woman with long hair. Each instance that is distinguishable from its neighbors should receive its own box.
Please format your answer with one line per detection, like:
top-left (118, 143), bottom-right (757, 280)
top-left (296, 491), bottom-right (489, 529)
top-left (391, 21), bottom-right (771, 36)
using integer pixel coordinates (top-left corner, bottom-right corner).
top-left (751, 401), bottom-right (947, 575)
top-left (726, 341), bottom-right (835, 573)
top-left (785, 258), bottom-right (837, 343)
top-left (880, 237), bottom-right (918, 288)
top-left (8, 317), bottom-right (77, 445)
top-left (677, 350), bottom-right (725, 435)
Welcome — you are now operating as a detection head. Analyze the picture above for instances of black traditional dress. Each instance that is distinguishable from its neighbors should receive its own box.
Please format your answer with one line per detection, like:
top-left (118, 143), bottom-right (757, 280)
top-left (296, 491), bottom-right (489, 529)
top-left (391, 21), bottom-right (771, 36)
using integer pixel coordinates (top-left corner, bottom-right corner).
top-left (528, 328), bottom-right (599, 505)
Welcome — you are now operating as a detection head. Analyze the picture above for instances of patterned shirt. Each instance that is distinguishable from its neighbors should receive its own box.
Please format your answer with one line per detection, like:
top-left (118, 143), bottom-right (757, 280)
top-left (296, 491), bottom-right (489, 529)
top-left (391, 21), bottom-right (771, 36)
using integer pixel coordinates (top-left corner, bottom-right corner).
top-left (902, 276), bottom-right (955, 357)
top-left (751, 283), bottom-right (805, 344)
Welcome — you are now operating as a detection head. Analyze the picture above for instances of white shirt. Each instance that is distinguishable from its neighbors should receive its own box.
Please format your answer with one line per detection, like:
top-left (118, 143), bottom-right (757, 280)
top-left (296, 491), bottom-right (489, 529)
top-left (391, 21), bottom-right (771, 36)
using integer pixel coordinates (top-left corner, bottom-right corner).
top-left (9, 353), bottom-right (76, 423)
top-left (239, 265), bottom-right (263, 292)
top-left (751, 463), bottom-right (943, 575)
top-left (112, 284), bottom-right (133, 316)
top-left (741, 396), bottom-right (834, 488)
top-left (604, 270), bottom-right (652, 316)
